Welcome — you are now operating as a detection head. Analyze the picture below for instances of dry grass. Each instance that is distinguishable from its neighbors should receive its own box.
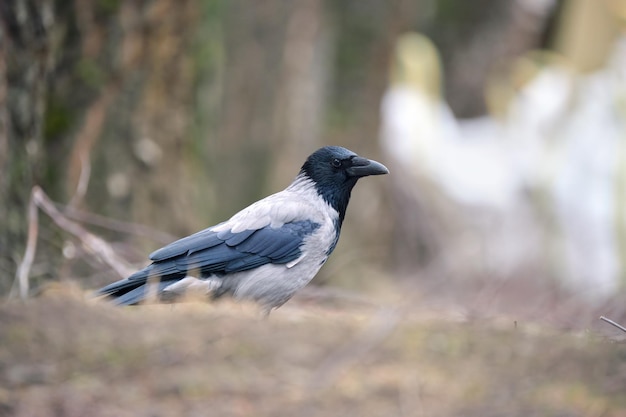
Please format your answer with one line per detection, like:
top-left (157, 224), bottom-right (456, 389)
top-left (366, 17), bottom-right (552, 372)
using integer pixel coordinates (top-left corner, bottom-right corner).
top-left (0, 289), bottom-right (625, 417)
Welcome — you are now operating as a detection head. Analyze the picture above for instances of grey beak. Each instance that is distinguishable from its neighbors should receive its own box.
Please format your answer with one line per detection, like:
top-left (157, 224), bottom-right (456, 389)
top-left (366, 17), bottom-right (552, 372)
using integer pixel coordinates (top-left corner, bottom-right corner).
top-left (346, 156), bottom-right (389, 178)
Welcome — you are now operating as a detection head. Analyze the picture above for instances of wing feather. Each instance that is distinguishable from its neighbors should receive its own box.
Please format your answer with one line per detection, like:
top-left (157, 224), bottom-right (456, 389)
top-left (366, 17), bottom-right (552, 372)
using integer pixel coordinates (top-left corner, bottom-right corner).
top-left (141, 219), bottom-right (321, 281)
top-left (150, 227), bottom-right (224, 261)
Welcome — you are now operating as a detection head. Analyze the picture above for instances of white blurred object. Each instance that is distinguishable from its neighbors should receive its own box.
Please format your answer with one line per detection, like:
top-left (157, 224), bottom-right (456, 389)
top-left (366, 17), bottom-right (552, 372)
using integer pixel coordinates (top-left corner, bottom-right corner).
top-left (380, 33), bottom-right (523, 210)
top-left (381, 32), bottom-right (626, 299)
top-left (550, 35), bottom-right (626, 298)
top-left (505, 64), bottom-right (575, 188)
top-left (380, 32), bottom-right (539, 281)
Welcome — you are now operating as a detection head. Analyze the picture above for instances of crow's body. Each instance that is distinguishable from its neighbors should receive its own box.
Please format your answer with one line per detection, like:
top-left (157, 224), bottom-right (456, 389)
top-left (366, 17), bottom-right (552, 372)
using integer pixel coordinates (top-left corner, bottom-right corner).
top-left (97, 146), bottom-right (388, 312)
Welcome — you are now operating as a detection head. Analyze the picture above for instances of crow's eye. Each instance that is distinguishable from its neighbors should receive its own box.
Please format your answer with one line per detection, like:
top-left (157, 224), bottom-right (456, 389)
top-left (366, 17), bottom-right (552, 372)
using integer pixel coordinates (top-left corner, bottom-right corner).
top-left (331, 158), bottom-right (342, 168)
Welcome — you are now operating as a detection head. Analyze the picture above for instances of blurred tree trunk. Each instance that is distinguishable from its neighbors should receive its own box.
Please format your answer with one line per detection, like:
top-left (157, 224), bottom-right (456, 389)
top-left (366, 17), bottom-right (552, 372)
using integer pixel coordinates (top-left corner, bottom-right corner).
top-left (210, 0), bottom-right (331, 220)
top-left (60, 0), bottom-right (222, 262)
top-left (110, 0), bottom-right (203, 236)
top-left (0, 0), bottom-right (55, 293)
top-left (0, 0), bottom-right (219, 291)
top-left (209, 0), bottom-right (291, 220)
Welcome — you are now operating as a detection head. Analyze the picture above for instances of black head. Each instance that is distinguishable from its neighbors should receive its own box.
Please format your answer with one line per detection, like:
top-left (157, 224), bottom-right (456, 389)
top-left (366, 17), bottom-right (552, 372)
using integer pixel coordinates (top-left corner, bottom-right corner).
top-left (299, 146), bottom-right (389, 224)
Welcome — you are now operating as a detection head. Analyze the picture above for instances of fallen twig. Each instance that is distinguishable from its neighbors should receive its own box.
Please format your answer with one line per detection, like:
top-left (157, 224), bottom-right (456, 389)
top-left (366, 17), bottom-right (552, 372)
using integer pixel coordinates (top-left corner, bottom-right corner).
top-left (33, 186), bottom-right (134, 278)
top-left (13, 190), bottom-right (40, 300)
top-left (600, 316), bottom-right (626, 333)
top-left (12, 186), bottom-right (135, 300)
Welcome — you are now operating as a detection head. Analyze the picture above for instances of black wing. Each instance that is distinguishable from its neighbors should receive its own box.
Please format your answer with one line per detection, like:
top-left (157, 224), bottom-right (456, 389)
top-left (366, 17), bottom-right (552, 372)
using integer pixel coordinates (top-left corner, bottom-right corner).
top-left (97, 220), bottom-right (320, 304)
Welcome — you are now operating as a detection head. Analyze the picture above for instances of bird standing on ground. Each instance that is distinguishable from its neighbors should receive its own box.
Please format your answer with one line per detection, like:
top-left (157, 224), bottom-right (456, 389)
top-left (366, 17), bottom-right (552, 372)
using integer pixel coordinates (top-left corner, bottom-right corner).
top-left (97, 146), bottom-right (388, 313)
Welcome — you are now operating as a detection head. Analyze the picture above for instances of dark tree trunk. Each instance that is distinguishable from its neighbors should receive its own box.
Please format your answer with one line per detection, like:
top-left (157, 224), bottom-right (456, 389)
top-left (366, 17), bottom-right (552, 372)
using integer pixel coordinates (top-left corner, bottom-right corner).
top-left (0, 0), bottom-right (55, 293)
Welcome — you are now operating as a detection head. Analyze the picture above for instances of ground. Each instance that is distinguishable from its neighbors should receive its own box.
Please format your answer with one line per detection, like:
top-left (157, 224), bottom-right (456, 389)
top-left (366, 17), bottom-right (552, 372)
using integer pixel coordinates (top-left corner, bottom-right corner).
top-left (0, 287), bottom-right (625, 417)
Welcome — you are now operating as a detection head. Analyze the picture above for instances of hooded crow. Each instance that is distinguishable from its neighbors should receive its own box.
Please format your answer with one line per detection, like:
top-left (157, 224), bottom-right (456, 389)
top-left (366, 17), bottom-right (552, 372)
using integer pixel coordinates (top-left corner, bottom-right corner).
top-left (97, 146), bottom-right (388, 312)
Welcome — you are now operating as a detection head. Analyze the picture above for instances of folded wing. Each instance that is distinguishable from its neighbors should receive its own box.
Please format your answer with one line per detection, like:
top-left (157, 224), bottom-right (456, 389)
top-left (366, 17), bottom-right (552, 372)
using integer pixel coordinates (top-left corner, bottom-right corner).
top-left (153, 220), bottom-right (320, 275)
top-left (97, 219), bottom-right (320, 304)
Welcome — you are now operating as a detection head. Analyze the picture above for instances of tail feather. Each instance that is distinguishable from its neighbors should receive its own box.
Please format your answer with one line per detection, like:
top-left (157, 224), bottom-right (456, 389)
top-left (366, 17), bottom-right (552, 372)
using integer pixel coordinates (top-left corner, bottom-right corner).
top-left (112, 280), bottom-right (180, 305)
top-left (96, 267), bottom-right (151, 297)
top-left (96, 264), bottom-right (185, 305)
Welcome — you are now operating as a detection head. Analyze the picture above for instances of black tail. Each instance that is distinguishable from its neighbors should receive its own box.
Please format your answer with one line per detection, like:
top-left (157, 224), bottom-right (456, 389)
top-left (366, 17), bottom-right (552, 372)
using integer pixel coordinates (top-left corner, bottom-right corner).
top-left (96, 265), bottom-right (184, 305)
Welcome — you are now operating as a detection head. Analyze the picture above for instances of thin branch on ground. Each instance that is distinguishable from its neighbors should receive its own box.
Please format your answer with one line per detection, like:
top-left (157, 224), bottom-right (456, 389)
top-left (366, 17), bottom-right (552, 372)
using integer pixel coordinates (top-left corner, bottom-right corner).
top-left (600, 316), bottom-right (626, 333)
top-left (11, 186), bottom-right (135, 300)
top-left (12, 190), bottom-right (40, 300)
top-left (33, 186), bottom-right (135, 278)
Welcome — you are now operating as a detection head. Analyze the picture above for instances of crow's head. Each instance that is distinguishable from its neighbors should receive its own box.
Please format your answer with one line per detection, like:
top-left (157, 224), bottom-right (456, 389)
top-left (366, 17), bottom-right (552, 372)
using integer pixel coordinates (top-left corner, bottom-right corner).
top-left (299, 146), bottom-right (388, 223)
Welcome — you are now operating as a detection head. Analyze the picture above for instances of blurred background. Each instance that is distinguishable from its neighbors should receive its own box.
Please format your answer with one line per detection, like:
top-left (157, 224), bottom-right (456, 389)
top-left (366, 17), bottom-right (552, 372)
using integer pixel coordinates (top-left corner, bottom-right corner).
top-left (1, 0), bottom-right (626, 324)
